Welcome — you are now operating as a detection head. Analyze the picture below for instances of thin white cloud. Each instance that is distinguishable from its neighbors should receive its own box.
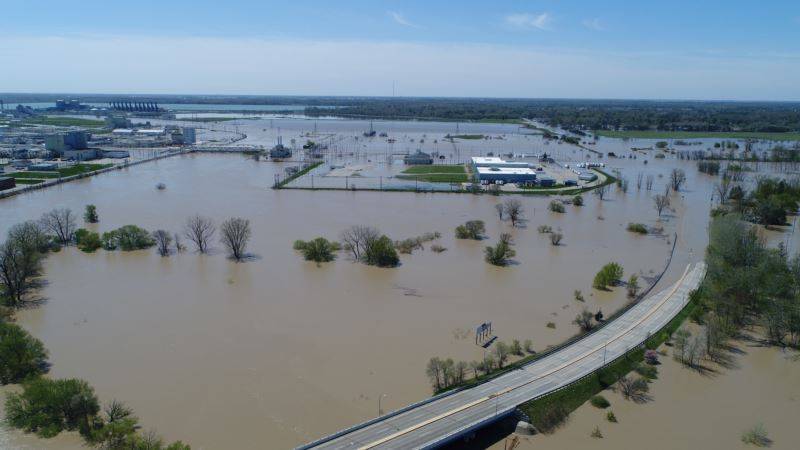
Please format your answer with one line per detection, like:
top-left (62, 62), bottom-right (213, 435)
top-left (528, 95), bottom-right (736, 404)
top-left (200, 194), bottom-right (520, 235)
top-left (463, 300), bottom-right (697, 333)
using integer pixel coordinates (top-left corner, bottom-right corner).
top-left (388, 11), bottom-right (420, 29)
top-left (582, 18), bottom-right (605, 31)
top-left (505, 13), bottom-right (553, 30)
top-left (1, 34), bottom-right (799, 100)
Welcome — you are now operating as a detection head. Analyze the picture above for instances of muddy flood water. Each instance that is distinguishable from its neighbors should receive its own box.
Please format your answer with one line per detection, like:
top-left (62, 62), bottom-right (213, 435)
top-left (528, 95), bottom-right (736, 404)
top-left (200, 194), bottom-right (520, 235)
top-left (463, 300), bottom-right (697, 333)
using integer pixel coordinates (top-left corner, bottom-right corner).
top-left (0, 118), bottom-right (793, 449)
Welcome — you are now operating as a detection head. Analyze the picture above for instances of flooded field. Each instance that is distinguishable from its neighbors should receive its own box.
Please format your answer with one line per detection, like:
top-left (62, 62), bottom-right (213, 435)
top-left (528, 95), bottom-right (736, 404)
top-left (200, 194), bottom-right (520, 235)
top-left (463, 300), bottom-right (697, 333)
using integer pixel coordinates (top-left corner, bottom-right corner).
top-left (0, 117), bottom-right (790, 449)
top-left (491, 337), bottom-right (800, 450)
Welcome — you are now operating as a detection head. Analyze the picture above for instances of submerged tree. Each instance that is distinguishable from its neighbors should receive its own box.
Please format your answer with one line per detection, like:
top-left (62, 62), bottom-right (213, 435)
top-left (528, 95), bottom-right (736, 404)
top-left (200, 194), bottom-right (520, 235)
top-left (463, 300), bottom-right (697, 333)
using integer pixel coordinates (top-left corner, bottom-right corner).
top-left (340, 225), bottom-right (379, 260)
top-left (455, 220), bottom-right (486, 240)
top-left (654, 194), bottom-right (670, 217)
top-left (363, 235), bottom-right (399, 267)
top-left (220, 217), bottom-right (252, 261)
top-left (670, 168), bottom-right (687, 192)
top-left (0, 322), bottom-right (49, 384)
top-left (0, 222), bottom-right (48, 308)
top-left (83, 205), bottom-right (99, 223)
top-left (293, 237), bottom-right (340, 263)
top-left (40, 208), bottom-right (77, 245)
top-left (152, 230), bottom-right (172, 257)
top-left (184, 215), bottom-right (216, 253)
top-left (573, 308), bottom-right (594, 332)
top-left (485, 233), bottom-right (516, 266)
top-left (503, 199), bottom-right (524, 226)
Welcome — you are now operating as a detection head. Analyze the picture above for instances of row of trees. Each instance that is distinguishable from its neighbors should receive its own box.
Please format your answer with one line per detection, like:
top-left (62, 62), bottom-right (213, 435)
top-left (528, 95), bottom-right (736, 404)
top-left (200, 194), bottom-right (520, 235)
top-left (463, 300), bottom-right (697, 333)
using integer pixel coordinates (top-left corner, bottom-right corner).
top-left (425, 339), bottom-right (534, 392)
top-left (714, 176), bottom-right (800, 226)
top-left (4, 375), bottom-right (189, 449)
top-left (0, 217), bottom-right (191, 447)
top-left (695, 215), bottom-right (800, 348)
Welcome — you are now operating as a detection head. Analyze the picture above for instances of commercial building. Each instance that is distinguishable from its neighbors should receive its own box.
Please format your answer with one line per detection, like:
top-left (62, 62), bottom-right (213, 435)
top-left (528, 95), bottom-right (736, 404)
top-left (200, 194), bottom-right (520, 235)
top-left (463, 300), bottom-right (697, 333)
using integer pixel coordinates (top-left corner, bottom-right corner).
top-left (182, 127), bottom-right (196, 144)
top-left (476, 166), bottom-right (537, 184)
top-left (64, 149), bottom-right (98, 161)
top-left (471, 156), bottom-right (531, 169)
top-left (46, 130), bottom-right (88, 153)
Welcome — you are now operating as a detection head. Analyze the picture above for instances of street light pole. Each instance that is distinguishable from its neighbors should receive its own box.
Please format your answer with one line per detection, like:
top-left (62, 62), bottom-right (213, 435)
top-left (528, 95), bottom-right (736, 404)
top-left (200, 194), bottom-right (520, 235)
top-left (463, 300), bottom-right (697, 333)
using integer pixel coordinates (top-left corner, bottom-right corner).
top-left (378, 393), bottom-right (388, 417)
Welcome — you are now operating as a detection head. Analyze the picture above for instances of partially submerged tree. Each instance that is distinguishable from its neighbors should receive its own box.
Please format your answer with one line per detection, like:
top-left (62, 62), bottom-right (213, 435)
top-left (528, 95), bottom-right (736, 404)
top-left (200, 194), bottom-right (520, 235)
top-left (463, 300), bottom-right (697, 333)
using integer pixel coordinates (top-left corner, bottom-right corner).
top-left (184, 215), bottom-right (216, 253)
top-left (220, 217), bottom-right (252, 261)
top-left (594, 184), bottom-right (609, 201)
top-left (617, 376), bottom-right (650, 403)
top-left (550, 232), bottom-right (563, 246)
top-left (593, 262), bottom-right (623, 290)
top-left (670, 168), bottom-right (687, 192)
top-left (0, 222), bottom-right (48, 308)
top-left (485, 233), bottom-right (516, 266)
top-left (340, 225), bottom-right (379, 260)
top-left (293, 237), bottom-right (340, 263)
top-left (654, 194), bottom-right (670, 217)
top-left (455, 220), bottom-right (486, 240)
top-left (627, 274), bottom-right (640, 298)
top-left (494, 204), bottom-right (504, 220)
top-left (573, 308), bottom-right (594, 332)
top-left (40, 208), bottom-right (77, 245)
top-left (503, 199), bottom-right (524, 226)
top-left (0, 322), bottom-right (49, 384)
top-left (363, 235), bottom-right (399, 267)
top-left (83, 205), bottom-right (99, 223)
top-left (152, 230), bottom-right (172, 257)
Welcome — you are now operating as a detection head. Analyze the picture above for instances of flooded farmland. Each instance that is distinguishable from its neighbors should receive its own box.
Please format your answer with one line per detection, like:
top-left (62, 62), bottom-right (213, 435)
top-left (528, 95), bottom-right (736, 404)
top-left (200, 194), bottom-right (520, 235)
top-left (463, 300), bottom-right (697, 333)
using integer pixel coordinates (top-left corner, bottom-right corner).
top-left (0, 117), bottom-right (793, 449)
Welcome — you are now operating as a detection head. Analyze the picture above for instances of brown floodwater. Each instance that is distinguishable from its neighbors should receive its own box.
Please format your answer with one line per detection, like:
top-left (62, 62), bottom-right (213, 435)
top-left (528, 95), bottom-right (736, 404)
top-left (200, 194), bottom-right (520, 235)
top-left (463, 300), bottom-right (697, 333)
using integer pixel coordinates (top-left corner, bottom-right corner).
top-left (490, 337), bottom-right (800, 450)
top-left (0, 119), bottom-right (771, 449)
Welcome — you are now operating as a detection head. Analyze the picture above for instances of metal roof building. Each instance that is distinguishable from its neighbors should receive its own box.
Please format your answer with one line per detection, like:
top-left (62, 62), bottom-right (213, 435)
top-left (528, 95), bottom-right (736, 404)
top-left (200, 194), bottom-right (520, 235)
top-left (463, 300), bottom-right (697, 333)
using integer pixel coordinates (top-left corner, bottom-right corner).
top-left (476, 166), bottom-right (537, 183)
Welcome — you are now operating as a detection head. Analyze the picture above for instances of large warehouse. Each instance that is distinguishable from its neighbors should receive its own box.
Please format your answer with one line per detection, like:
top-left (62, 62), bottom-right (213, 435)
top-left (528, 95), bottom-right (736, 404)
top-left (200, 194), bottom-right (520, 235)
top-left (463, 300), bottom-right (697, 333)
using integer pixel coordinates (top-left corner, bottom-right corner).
top-left (475, 166), bottom-right (537, 184)
top-left (471, 156), bottom-right (531, 169)
top-left (472, 156), bottom-right (537, 184)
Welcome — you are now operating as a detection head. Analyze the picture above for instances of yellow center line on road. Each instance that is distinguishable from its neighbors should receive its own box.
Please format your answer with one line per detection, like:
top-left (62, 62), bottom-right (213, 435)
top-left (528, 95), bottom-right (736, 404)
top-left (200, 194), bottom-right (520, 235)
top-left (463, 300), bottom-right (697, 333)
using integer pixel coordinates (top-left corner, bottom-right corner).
top-left (356, 264), bottom-right (697, 450)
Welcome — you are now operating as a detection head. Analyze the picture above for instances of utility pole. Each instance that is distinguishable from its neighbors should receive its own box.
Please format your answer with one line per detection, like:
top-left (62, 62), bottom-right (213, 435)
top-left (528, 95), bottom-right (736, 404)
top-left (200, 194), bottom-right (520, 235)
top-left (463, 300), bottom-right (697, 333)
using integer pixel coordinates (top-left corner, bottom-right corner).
top-left (378, 393), bottom-right (388, 417)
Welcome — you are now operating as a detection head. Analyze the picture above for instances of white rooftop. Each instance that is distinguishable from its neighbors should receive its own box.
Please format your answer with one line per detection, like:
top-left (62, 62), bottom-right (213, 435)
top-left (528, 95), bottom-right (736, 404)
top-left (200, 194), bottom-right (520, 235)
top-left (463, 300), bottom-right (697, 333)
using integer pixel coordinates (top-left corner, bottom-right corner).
top-left (476, 167), bottom-right (537, 175)
top-left (471, 156), bottom-right (505, 164)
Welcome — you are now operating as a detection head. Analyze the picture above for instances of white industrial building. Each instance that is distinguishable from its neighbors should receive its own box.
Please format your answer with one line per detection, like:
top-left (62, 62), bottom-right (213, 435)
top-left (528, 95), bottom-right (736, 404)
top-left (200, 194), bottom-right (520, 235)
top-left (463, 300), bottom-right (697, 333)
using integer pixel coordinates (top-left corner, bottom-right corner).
top-left (471, 157), bottom-right (532, 169)
top-left (475, 166), bottom-right (537, 184)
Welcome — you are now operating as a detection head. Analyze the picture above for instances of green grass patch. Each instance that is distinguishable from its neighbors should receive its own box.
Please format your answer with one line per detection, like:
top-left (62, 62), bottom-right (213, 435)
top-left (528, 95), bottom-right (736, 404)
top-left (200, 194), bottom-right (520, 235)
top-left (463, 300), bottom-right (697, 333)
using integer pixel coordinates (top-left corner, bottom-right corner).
top-left (9, 172), bottom-right (60, 179)
top-left (24, 116), bottom-right (106, 128)
top-left (10, 178), bottom-right (45, 185)
top-left (594, 129), bottom-right (800, 141)
top-left (274, 161), bottom-right (324, 188)
top-left (58, 164), bottom-right (114, 177)
top-left (397, 173), bottom-right (469, 183)
top-left (402, 165), bottom-right (466, 174)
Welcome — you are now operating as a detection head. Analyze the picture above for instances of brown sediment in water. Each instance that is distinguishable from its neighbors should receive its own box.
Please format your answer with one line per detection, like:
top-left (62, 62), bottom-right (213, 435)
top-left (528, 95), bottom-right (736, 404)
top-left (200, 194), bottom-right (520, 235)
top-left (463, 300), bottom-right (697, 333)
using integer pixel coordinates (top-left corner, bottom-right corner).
top-left (0, 118), bottom-right (747, 449)
top-left (490, 338), bottom-right (800, 450)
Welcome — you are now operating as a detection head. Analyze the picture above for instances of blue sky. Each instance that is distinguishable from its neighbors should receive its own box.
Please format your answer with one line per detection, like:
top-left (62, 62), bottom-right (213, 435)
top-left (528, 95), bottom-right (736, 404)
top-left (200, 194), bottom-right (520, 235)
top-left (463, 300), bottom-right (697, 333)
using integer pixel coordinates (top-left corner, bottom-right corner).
top-left (2, 0), bottom-right (800, 99)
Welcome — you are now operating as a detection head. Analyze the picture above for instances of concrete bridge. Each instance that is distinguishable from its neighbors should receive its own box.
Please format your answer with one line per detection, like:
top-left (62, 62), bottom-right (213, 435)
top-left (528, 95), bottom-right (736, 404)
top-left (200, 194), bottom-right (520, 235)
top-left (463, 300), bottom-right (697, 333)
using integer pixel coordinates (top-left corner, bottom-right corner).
top-left (298, 263), bottom-right (706, 450)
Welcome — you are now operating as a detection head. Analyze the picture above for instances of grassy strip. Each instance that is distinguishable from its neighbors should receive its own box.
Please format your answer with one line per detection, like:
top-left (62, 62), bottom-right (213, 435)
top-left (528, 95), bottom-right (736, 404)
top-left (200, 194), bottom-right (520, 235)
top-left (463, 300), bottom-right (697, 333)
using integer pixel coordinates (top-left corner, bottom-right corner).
top-left (24, 116), bottom-right (106, 128)
top-left (10, 178), bottom-right (45, 185)
top-left (8, 164), bottom-right (114, 180)
top-left (594, 129), bottom-right (800, 141)
top-left (520, 293), bottom-right (699, 431)
top-left (402, 165), bottom-right (466, 174)
top-left (9, 172), bottom-right (60, 179)
top-left (58, 164), bottom-right (114, 177)
top-left (396, 174), bottom-right (469, 183)
top-left (274, 161), bottom-right (324, 188)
